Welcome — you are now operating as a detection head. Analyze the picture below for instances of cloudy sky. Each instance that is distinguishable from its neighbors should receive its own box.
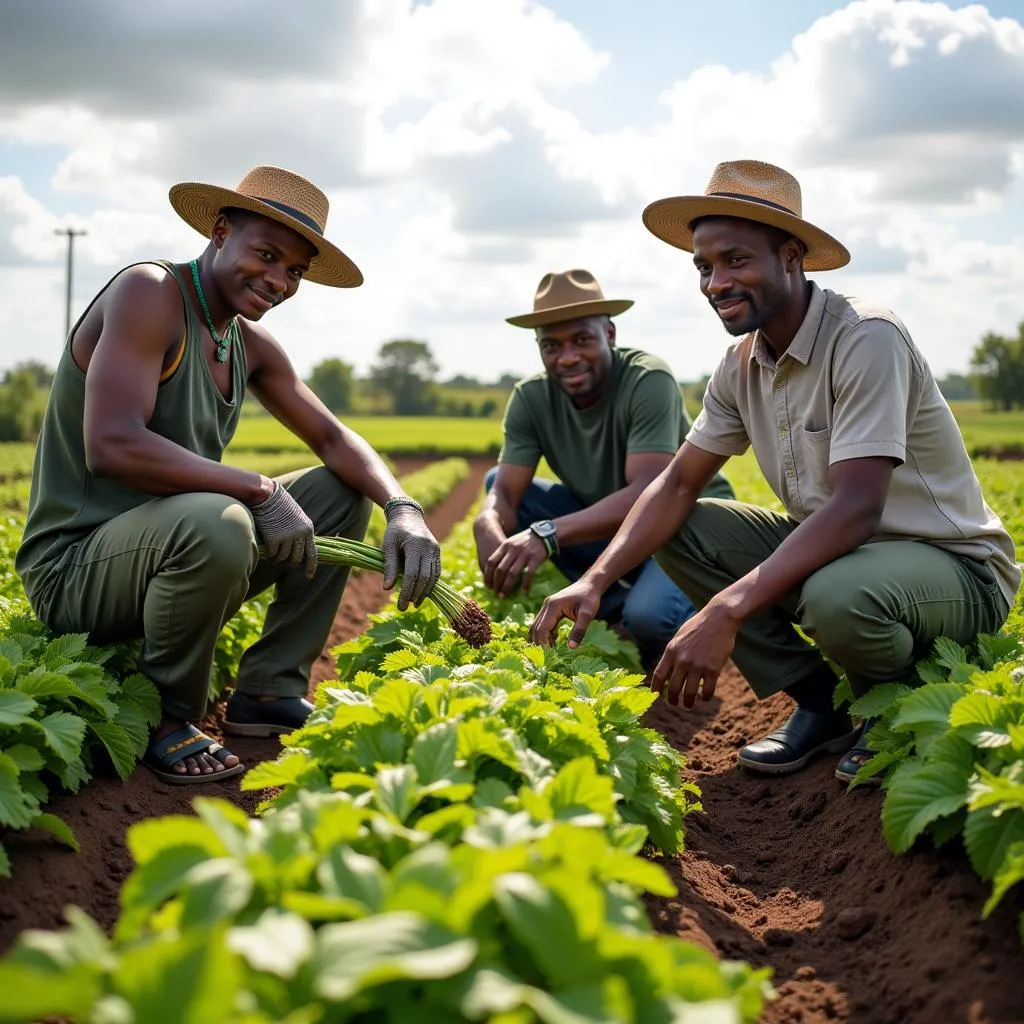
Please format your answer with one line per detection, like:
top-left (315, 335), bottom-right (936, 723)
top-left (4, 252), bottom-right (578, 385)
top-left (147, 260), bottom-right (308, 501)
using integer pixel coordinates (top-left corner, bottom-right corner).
top-left (2, 0), bottom-right (1023, 388)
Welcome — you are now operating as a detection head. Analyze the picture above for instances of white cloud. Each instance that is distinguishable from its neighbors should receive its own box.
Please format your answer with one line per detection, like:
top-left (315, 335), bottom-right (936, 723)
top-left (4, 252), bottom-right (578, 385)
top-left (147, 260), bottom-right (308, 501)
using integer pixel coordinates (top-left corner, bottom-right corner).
top-left (0, 0), bottom-right (1022, 390)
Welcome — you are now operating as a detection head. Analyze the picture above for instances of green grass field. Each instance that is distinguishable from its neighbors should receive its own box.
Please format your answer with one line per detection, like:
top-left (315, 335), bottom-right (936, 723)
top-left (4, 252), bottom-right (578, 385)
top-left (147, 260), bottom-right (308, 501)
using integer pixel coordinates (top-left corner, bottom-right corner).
top-left (227, 415), bottom-right (505, 455)
top-left (945, 401), bottom-right (1024, 454)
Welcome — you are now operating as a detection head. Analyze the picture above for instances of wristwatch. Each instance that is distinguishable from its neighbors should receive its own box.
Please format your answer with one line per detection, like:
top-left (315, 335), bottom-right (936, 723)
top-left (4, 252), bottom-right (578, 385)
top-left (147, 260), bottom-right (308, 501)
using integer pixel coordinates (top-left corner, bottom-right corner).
top-left (529, 519), bottom-right (559, 559)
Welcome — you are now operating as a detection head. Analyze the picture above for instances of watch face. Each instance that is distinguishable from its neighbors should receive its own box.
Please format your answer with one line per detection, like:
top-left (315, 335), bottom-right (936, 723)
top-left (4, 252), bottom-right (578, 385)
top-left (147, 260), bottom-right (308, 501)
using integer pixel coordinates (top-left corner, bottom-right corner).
top-left (532, 521), bottom-right (555, 537)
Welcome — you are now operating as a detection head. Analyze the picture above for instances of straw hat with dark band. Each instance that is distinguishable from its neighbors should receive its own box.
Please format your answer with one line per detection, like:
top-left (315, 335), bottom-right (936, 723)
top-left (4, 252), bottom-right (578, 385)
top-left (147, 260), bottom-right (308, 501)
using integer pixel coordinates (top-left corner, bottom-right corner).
top-left (169, 165), bottom-right (363, 288)
top-left (507, 269), bottom-right (633, 329)
top-left (642, 159), bottom-right (850, 272)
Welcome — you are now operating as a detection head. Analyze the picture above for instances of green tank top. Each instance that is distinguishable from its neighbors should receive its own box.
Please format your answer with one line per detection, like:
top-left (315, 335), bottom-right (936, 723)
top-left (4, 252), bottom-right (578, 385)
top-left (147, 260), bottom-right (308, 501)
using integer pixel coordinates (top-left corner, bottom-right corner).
top-left (16, 260), bottom-right (247, 606)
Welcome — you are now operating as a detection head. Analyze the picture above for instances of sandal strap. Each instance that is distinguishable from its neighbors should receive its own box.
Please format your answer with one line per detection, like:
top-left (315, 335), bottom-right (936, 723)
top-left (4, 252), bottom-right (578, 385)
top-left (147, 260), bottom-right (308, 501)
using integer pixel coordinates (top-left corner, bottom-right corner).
top-left (149, 725), bottom-right (218, 767)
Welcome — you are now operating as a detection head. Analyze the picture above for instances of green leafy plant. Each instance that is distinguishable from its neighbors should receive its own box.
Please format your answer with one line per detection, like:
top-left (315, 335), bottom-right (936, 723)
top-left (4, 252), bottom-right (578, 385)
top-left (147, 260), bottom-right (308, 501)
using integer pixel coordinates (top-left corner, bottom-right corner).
top-left (848, 633), bottom-right (1024, 940)
top-left (0, 613), bottom-right (160, 876)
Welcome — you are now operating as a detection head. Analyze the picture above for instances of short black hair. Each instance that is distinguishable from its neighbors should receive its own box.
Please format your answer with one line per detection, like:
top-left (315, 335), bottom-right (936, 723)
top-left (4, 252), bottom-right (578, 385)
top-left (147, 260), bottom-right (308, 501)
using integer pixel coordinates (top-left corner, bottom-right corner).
top-left (689, 214), bottom-right (803, 255)
top-left (218, 206), bottom-right (320, 257)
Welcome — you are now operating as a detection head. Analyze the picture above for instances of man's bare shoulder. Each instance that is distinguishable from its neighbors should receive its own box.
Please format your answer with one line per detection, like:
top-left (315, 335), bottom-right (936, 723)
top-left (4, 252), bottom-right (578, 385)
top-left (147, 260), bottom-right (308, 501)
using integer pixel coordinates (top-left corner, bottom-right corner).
top-left (105, 262), bottom-right (182, 311)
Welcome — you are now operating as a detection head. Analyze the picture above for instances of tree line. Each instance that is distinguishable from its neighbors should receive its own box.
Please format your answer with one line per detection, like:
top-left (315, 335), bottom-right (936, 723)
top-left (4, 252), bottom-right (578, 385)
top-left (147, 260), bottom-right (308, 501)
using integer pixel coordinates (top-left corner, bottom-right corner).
top-left (0, 324), bottom-right (1020, 443)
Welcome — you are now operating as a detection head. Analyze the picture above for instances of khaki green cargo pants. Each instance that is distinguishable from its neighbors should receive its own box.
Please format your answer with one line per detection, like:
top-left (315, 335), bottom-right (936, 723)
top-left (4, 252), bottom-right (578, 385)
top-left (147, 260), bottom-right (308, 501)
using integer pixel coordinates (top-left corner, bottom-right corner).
top-left (35, 467), bottom-right (371, 721)
top-left (655, 498), bottom-right (1010, 699)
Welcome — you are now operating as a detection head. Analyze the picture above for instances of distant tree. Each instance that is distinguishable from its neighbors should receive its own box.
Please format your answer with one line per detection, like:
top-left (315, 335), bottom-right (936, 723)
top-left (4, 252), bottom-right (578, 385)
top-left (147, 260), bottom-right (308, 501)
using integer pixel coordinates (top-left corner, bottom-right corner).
top-left (444, 373), bottom-right (481, 389)
top-left (935, 373), bottom-right (977, 402)
top-left (306, 357), bottom-right (354, 413)
top-left (496, 373), bottom-right (520, 389)
top-left (479, 398), bottom-right (499, 418)
top-left (370, 339), bottom-right (439, 415)
top-left (7, 361), bottom-right (55, 390)
top-left (0, 367), bottom-right (48, 441)
top-left (970, 324), bottom-right (1024, 411)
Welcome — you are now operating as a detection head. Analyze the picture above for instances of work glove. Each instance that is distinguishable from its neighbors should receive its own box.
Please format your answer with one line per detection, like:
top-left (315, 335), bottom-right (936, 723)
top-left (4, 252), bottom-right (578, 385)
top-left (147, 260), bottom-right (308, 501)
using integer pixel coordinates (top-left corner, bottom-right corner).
top-left (382, 502), bottom-right (442, 610)
top-left (250, 483), bottom-right (317, 578)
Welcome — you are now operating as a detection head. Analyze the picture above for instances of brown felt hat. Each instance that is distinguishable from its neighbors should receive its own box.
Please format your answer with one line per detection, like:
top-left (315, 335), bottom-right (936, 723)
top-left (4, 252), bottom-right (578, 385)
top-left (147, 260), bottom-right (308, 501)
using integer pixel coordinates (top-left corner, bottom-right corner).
top-left (642, 159), bottom-right (850, 272)
top-left (169, 165), bottom-right (363, 287)
top-left (506, 269), bottom-right (633, 329)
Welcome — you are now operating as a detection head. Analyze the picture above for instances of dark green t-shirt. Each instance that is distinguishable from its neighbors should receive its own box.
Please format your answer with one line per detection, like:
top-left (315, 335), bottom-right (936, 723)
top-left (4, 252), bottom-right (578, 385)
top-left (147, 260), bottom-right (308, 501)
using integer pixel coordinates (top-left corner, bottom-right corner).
top-left (499, 347), bottom-right (733, 507)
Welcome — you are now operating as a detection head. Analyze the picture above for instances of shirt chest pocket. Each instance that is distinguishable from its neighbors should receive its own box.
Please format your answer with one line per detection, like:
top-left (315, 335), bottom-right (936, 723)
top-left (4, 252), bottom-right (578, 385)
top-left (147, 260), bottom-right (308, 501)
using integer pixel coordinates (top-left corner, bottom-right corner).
top-left (797, 425), bottom-right (833, 491)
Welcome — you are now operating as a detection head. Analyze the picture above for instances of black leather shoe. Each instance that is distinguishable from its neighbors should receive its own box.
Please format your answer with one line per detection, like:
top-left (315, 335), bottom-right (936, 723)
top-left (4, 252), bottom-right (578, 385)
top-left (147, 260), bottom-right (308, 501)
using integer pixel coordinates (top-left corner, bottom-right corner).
top-left (737, 707), bottom-right (861, 776)
top-left (223, 692), bottom-right (314, 737)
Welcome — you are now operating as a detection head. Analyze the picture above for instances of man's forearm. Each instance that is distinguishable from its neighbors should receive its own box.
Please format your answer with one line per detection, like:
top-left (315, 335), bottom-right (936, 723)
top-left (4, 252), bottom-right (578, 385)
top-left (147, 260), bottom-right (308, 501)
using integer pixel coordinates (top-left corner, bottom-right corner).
top-left (587, 475), bottom-right (697, 589)
top-left (710, 501), bottom-right (880, 624)
top-left (87, 427), bottom-right (271, 504)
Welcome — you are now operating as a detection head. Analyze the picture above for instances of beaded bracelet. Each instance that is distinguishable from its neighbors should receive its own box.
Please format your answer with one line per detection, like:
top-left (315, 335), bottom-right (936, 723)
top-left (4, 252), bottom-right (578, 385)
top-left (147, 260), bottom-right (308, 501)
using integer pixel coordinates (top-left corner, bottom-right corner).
top-left (383, 496), bottom-right (425, 521)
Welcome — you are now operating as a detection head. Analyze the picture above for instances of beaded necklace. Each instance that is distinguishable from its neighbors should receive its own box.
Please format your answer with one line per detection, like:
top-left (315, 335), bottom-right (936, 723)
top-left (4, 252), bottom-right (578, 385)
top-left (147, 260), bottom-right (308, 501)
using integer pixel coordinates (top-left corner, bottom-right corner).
top-left (188, 259), bottom-right (234, 363)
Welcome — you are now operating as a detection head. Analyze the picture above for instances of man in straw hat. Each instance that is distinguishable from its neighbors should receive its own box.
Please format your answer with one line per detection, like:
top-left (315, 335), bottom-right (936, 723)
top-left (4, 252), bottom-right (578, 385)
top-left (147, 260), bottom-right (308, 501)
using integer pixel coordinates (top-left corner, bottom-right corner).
top-left (16, 165), bottom-right (442, 784)
top-left (530, 161), bottom-right (1019, 783)
top-left (474, 268), bottom-right (734, 670)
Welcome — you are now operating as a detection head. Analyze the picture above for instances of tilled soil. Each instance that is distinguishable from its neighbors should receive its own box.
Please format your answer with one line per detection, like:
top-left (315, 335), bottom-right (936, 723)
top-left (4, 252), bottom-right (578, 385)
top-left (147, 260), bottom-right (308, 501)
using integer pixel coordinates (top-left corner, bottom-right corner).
top-left (1, 456), bottom-right (1022, 1024)
top-left (644, 671), bottom-right (1024, 1024)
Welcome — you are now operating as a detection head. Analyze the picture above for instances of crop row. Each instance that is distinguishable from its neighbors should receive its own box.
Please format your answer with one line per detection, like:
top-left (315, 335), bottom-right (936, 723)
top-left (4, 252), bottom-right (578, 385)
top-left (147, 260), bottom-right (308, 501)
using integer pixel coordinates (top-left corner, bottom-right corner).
top-left (0, 507), bottom-right (773, 1024)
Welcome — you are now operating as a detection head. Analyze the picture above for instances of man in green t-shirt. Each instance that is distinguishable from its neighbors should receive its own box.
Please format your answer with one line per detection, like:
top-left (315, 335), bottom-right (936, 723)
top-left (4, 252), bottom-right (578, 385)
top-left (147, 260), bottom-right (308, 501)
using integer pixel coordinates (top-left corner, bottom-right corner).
top-left (474, 269), bottom-right (734, 668)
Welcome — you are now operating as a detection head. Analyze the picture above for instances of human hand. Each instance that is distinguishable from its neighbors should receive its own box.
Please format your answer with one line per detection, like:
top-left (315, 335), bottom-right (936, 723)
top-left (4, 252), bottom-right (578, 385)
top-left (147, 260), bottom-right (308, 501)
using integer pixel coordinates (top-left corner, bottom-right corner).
top-left (651, 604), bottom-right (739, 708)
top-left (383, 505), bottom-right (441, 610)
top-left (484, 530), bottom-right (549, 597)
top-left (250, 482), bottom-right (316, 578)
top-left (528, 577), bottom-right (603, 648)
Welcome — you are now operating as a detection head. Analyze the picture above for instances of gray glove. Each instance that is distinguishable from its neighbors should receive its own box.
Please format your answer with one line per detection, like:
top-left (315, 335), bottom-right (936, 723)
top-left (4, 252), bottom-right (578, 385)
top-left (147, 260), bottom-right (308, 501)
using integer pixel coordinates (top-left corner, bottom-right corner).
top-left (251, 483), bottom-right (317, 578)
top-left (382, 503), bottom-right (442, 610)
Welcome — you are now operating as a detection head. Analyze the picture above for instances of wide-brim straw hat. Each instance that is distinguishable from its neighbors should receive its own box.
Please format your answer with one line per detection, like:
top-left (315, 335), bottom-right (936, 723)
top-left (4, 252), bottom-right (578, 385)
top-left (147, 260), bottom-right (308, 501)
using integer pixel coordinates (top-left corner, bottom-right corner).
top-left (642, 159), bottom-right (850, 272)
top-left (168, 165), bottom-right (363, 288)
top-left (507, 269), bottom-right (633, 329)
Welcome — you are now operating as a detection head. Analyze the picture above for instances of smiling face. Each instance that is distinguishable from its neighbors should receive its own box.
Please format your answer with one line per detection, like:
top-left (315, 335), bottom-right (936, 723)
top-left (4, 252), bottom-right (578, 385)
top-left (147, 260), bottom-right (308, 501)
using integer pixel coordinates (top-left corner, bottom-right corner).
top-left (691, 216), bottom-right (806, 341)
top-left (535, 314), bottom-right (615, 408)
top-left (209, 209), bottom-right (318, 320)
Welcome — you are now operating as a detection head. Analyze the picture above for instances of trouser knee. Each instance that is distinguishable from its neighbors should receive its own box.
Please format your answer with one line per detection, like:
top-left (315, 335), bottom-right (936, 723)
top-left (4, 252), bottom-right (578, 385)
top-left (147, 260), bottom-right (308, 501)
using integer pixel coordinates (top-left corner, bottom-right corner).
top-left (175, 495), bottom-right (258, 584)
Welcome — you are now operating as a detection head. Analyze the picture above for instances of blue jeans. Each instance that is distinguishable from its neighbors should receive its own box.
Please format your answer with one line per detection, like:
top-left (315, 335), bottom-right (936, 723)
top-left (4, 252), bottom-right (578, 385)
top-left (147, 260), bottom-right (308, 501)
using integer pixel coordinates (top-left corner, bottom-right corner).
top-left (484, 468), bottom-right (696, 667)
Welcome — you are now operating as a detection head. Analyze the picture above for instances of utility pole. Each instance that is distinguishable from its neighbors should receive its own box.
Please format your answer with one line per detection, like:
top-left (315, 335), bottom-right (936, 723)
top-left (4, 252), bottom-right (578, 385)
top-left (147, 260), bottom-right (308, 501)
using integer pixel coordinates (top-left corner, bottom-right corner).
top-left (53, 227), bottom-right (87, 339)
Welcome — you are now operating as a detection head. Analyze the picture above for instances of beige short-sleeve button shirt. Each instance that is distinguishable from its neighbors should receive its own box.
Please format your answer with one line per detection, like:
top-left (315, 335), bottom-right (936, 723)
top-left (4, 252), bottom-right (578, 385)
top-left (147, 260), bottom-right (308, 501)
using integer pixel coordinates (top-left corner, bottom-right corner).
top-left (687, 283), bottom-right (1021, 608)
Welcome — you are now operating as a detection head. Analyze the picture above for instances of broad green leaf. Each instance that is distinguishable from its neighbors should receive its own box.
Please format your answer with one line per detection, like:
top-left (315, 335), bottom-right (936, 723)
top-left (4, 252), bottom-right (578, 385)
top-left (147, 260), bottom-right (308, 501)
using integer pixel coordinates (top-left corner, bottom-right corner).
top-left (881, 758), bottom-right (973, 854)
top-left (178, 858), bottom-right (255, 929)
top-left (594, 687), bottom-right (658, 724)
top-left (372, 677), bottom-right (423, 720)
top-left (15, 671), bottom-right (83, 704)
top-left (126, 815), bottom-right (225, 864)
top-left (932, 636), bottom-right (970, 672)
top-left (312, 912), bottom-right (478, 1001)
top-left (412, 721), bottom-right (458, 785)
top-left (88, 719), bottom-right (137, 780)
top-left (240, 752), bottom-right (315, 792)
top-left (352, 723), bottom-right (406, 771)
top-left (375, 764), bottom-right (420, 823)
top-left (596, 847), bottom-right (677, 897)
top-left (0, 689), bottom-right (38, 726)
top-left (464, 808), bottom-right (547, 848)
top-left (117, 673), bottom-right (162, 726)
top-left (968, 763), bottom-right (1024, 812)
top-left (381, 649), bottom-right (421, 673)
top-left (43, 633), bottom-right (88, 665)
top-left (472, 777), bottom-right (514, 809)
top-left (493, 873), bottom-right (595, 989)
top-left (849, 747), bottom-right (912, 788)
top-left (114, 926), bottom-right (240, 1023)
top-left (228, 909), bottom-right (314, 979)
top-left (4, 743), bottom-right (44, 772)
top-left (963, 804), bottom-right (1024, 880)
top-left (849, 682), bottom-right (913, 720)
top-left (0, 962), bottom-right (101, 1022)
top-left (891, 683), bottom-right (968, 734)
top-left (38, 710), bottom-right (87, 765)
top-left (29, 812), bottom-right (79, 851)
top-left (113, 704), bottom-right (151, 757)
top-left (0, 638), bottom-right (25, 667)
top-left (0, 754), bottom-right (36, 828)
top-left (544, 757), bottom-right (617, 824)
top-left (318, 846), bottom-right (388, 913)
top-left (982, 840), bottom-right (1024, 918)
top-left (950, 692), bottom-right (1014, 748)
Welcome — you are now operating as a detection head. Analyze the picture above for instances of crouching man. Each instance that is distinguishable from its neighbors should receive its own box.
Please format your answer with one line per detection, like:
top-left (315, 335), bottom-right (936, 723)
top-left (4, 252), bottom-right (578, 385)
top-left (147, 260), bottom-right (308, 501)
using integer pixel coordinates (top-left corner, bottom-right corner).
top-left (530, 162), bottom-right (1019, 782)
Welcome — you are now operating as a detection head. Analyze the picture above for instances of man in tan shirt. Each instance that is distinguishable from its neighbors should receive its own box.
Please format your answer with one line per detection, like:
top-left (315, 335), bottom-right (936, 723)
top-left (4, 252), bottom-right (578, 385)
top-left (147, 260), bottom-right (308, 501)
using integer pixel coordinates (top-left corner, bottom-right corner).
top-left (530, 159), bottom-right (1019, 783)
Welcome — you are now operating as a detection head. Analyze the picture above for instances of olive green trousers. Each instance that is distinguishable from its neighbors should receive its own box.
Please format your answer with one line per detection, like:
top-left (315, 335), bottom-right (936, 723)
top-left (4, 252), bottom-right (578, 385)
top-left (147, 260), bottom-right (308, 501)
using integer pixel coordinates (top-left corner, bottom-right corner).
top-left (655, 498), bottom-right (1010, 699)
top-left (35, 467), bottom-right (371, 721)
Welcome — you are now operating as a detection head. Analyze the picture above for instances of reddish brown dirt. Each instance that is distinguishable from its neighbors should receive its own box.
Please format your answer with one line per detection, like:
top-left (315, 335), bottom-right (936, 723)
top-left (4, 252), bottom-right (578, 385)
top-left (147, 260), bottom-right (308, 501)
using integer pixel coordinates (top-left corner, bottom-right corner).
top-left (0, 457), bottom-right (492, 952)
top-left (643, 668), bottom-right (1024, 1024)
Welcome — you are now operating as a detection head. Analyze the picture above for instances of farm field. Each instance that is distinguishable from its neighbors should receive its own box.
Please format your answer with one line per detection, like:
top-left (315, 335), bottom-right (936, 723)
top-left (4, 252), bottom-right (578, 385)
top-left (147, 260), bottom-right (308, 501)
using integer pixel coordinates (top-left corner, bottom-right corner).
top-left (0, 413), bottom-right (1021, 1022)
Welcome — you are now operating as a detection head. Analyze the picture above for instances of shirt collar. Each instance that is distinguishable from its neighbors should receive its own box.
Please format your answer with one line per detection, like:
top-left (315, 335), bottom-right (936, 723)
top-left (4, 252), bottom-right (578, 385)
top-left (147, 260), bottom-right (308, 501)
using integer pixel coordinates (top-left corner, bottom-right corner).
top-left (747, 282), bottom-right (827, 368)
